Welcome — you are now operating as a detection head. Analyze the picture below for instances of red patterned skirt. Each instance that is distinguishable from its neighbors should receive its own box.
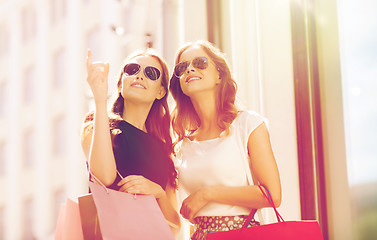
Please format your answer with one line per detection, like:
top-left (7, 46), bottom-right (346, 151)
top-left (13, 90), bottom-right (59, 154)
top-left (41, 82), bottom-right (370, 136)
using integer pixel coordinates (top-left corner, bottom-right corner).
top-left (191, 215), bottom-right (260, 240)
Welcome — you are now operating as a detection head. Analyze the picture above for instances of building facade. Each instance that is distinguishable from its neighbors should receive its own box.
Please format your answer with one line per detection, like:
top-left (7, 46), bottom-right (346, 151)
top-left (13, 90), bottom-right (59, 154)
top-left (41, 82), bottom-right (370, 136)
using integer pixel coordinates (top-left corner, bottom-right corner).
top-left (1, 0), bottom-right (376, 239)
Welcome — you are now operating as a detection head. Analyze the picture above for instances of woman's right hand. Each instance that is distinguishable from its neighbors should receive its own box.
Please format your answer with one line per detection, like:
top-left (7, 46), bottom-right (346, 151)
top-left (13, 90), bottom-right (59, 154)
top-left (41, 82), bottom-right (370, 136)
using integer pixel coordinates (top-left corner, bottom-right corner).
top-left (86, 49), bottom-right (110, 104)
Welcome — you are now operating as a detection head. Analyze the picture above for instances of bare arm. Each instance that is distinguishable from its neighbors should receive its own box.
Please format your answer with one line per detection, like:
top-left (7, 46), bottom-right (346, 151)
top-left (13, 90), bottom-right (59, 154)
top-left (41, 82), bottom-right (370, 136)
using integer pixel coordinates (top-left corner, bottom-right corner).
top-left (247, 122), bottom-right (281, 206)
top-left (81, 49), bottom-right (117, 186)
top-left (157, 183), bottom-right (181, 235)
top-left (180, 123), bottom-right (281, 221)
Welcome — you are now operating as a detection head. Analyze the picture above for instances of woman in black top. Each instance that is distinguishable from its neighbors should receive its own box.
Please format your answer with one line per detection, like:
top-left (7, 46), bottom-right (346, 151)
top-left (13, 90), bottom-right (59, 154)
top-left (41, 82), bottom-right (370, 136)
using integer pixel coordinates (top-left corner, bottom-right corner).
top-left (81, 49), bottom-right (180, 234)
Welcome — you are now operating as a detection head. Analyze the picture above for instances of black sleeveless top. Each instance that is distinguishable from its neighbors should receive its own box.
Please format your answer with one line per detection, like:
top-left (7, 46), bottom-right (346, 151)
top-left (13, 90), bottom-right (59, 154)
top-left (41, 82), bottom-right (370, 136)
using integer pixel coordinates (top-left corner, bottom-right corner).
top-left (108, 120), bottom-right (171, 191)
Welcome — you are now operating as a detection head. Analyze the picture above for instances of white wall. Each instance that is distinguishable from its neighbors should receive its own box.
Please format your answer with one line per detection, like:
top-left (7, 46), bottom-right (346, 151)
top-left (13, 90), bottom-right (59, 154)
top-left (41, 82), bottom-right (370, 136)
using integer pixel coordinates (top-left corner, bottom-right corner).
top-left (180, 0), bottom-right (208, 43)
top-left (222, 0), bottom-right (301, 222)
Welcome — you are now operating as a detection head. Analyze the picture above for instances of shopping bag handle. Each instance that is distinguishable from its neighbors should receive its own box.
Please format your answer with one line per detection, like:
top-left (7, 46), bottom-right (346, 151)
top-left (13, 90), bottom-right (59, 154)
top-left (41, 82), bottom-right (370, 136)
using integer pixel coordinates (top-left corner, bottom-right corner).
top-left (242, 185), bottom-right (284, 228)
top-left (86, 161), bottom-right (110, 193)
top-left (85, 161), bottom-right (136, 198)
top-left (257, 185), bottom-right (284, 222)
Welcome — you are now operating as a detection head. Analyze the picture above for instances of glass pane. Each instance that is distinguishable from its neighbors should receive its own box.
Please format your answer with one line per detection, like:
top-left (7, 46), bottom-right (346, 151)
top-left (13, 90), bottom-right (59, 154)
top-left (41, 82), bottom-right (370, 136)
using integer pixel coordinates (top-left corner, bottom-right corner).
top-left (53, 49), bottom-right (66, 89)
top-left (21, 6), bottom-right (36, 43)
top-left (50, 0), bottom-right (66, 24)
top-left (23, 66), bottom-right (35, 104)
top-left (53, 116), bottom-right (66, 156)
top-left (23, 130), bottom-right (35, 168)
top-left (338, 0), bottom-right (377, 239)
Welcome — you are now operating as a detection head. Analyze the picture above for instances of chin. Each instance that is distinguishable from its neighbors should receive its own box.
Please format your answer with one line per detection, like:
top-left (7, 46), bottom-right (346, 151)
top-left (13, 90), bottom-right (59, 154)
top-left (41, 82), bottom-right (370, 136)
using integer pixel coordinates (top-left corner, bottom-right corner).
top-left (123, 93), bottom-right (154, 103)
top-left (182, 85), bottom-right (214, 96)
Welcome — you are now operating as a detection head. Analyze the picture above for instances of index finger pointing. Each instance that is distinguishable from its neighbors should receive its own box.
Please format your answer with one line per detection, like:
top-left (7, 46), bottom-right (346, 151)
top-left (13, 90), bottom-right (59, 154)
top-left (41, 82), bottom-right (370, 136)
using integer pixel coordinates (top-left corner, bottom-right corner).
top-left (86, 49), bottom-right (92, 68)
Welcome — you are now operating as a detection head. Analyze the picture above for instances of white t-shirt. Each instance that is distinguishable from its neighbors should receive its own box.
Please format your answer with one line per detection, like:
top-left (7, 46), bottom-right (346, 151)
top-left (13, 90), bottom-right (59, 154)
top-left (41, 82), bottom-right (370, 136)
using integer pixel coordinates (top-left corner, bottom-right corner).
top-left (175, 111), bottom-right (266, 217)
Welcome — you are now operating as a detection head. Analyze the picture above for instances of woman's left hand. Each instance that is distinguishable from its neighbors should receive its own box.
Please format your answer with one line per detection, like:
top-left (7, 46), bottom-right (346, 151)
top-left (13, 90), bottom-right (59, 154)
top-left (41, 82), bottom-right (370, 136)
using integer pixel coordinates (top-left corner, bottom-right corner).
top-left (180, 188), bottom-right (209, 222)
top-left (117, 175), bottom-right (165, 199)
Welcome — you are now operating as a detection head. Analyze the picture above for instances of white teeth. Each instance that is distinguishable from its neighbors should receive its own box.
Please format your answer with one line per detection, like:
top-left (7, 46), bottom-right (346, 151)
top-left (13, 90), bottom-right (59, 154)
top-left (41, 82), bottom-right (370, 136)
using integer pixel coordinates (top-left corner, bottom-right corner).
top-left (132, 83), bottom-right (146, 89)
top-left (186, 77), bottom-right (201, 83)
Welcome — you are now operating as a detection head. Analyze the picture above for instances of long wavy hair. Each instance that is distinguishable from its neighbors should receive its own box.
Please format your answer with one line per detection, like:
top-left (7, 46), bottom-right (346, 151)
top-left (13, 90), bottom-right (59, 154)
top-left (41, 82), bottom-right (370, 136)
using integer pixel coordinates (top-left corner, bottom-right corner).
top-left (82, 48), bottom-right (177, 188)
top-left (169, 40), bottom-right (238, 143)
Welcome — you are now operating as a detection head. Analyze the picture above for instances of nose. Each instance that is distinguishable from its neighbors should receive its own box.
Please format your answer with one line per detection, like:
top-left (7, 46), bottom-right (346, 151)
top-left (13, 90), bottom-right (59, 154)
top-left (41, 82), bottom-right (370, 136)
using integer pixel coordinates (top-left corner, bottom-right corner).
top-left (136, 70), bottom-right (144, 80)
top-left (186, 63), bottom-right (196, 74)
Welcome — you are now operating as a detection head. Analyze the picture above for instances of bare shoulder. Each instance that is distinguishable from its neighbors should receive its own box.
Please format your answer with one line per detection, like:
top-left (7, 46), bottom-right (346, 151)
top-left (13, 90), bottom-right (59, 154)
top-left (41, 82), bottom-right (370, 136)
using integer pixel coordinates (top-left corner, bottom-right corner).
top-left (248, 122), bottom-right (272, 153)
top-left (80, 121), bottom-right (94, 159)
top-left (81, 121), bottom-right (94, 141)
top-left (249, 122), bottom-right (269, 139)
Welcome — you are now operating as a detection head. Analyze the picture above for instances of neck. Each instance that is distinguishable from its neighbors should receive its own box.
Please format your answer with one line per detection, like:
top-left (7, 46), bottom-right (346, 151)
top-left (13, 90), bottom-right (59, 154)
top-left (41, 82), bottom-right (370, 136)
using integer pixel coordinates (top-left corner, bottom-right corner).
top-left (190, 91), bottom-right (219, 131)
top-left (121, 100), bottom-right (153, 132)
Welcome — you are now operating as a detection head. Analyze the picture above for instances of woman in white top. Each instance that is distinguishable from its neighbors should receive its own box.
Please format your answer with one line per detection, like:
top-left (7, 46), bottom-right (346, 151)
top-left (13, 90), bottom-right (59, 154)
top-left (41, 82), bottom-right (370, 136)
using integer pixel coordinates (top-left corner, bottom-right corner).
top-left (169, 40), bottom-right (281, 240)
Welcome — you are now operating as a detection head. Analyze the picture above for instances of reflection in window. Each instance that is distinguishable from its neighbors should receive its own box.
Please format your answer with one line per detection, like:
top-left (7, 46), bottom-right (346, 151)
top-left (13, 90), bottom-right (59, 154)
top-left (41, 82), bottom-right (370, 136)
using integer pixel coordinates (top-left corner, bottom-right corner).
top-left (23, 130), bottom-right (35, 168)
top-left (21, 6), bottom-right (36, 43)
top-left (53, 116), bottom-right (66, 156)
top-left (23, 67), bottom-right (35, 104)
top-left (338, 0), bottom-right (377, 239)
top-left (53, 49), bottom-right (66, 89)
top-left (22, 199), bottom-right (35, 240)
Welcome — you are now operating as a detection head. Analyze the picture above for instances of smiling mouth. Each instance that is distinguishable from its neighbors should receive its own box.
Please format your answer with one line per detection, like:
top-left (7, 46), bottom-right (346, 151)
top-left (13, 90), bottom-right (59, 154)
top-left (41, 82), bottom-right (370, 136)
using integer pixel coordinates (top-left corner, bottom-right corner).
top-left (186, 76), bottom-right (201, 83)
top-left (131, 82), bottom-right (146, 89)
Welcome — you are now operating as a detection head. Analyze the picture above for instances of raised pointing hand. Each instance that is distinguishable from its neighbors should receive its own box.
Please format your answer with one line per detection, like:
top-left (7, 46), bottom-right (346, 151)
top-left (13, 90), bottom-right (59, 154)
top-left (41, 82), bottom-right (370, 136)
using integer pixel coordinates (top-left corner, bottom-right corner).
top-left (86, 49), bottom-right (110, 103)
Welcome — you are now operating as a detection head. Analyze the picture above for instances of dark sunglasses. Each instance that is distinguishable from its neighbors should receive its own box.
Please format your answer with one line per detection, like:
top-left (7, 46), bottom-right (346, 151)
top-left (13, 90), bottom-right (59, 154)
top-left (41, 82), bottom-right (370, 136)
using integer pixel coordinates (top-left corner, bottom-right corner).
top-left (173, 57), bottom-right (209, 78)
top-left (123, 63), bottom-right (161, 81)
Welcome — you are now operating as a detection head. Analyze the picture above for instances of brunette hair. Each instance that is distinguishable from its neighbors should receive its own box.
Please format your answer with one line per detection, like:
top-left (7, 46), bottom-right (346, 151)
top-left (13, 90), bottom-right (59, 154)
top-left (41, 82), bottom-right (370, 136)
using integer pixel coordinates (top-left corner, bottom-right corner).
top-left (169, 40), bottom-right (238, 143)
top-left (82, 48), bottom-right (177, 188)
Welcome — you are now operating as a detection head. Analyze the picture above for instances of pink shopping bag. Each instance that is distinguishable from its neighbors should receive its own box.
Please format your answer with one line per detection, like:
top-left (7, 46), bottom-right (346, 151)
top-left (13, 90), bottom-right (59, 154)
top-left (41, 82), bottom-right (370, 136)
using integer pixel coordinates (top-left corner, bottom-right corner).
top-left (88, 181), bottom-right (175, 240)
top-left (78, 194), bottom-right (102, 240)
top-left (54, 198), bottom-right (84, 240)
